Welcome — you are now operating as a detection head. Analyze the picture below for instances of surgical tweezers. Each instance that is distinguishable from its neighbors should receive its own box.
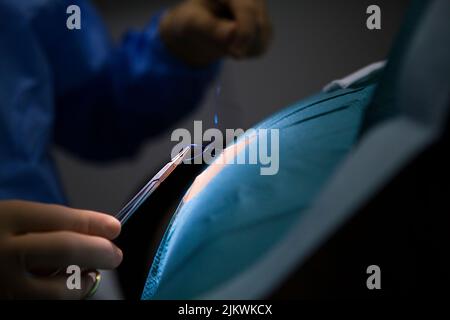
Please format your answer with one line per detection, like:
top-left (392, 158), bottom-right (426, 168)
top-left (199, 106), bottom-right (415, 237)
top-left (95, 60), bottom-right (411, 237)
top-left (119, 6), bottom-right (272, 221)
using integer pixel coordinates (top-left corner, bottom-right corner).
top-left (115, 146), bottom-right (192, 225)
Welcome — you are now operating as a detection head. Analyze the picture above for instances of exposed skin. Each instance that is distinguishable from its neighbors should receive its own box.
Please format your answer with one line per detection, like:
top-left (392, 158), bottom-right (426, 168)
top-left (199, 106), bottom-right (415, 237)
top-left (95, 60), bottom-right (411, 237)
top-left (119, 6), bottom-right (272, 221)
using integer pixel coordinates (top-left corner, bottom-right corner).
top-left (159, 0), bottom-right (272, 66)
top-left (0, 0), bottom-right (272, 299)
top-left (0, 200), bottom-right (122, 299)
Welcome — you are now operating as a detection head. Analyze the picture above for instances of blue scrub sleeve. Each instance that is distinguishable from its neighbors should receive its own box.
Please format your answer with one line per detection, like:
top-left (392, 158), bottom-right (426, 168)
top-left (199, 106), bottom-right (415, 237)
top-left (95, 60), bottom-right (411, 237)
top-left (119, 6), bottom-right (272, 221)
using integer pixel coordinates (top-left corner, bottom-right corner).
top-left (52, 2), bottom-right (220, 161)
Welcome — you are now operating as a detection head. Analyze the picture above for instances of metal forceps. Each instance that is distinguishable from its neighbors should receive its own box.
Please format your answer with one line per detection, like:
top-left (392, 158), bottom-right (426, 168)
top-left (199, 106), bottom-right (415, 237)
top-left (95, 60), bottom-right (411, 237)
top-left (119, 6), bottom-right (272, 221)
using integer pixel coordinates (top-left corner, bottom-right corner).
top-left (115, 146), bottom-right (192, 225)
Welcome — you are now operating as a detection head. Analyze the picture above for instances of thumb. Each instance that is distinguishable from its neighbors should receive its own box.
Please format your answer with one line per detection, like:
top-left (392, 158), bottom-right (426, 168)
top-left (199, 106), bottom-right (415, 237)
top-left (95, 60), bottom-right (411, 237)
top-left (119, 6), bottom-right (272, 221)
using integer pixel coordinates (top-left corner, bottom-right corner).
top-left (195, 11), bottom-right (236, 47)
top-left (211, 19), bottom-right (236, 45)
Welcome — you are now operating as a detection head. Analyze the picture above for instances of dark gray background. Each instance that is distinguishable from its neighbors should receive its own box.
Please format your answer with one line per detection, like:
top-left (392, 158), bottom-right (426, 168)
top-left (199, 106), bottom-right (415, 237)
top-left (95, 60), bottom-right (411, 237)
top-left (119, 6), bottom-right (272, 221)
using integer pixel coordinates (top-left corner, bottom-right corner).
top-left (53, 0), bottom-right (410, 214)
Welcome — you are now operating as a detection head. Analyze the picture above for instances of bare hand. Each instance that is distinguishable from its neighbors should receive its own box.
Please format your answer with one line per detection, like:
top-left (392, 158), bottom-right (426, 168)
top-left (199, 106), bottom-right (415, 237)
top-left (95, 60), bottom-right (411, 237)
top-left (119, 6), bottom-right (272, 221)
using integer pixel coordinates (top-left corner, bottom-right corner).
top-left (160, 0), bottom-right (272, 66)
top-left (0, 200), bottom-right (122, 299)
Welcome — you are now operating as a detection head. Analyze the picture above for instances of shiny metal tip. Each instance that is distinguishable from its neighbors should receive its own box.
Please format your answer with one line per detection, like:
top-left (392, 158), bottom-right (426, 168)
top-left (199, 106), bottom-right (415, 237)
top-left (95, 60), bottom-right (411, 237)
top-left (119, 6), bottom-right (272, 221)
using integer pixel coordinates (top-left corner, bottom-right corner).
top-left (171, 146), bottom-right (192, 163)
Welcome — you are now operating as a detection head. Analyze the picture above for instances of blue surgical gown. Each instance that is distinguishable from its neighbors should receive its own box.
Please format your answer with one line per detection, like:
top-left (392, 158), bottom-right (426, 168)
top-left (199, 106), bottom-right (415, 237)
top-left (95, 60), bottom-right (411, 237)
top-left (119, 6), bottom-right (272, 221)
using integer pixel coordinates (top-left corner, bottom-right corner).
top-left (0, 0), bottom-right (218, 204)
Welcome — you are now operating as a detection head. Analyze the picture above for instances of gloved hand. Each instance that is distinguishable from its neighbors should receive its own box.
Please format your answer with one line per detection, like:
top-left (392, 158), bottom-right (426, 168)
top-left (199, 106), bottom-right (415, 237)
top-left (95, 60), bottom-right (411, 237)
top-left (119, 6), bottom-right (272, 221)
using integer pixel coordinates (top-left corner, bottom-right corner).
top-left (0, 200), bottom-right (122, 299)
top-left (159, 0), bottom-right (272, 66)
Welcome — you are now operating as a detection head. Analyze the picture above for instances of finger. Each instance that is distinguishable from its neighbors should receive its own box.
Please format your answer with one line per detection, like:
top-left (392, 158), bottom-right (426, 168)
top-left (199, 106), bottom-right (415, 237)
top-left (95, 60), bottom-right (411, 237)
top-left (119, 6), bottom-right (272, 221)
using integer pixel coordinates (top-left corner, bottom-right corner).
top-left (12, 231), bottom-right (123, 271)
top-left (19, 271), bottom-right (98, 300)
top-left (227, 0), bottom-right (260, 57)
top-left (7, 201), bottom-right (121, 239)
top-left (193, 8), bottom-right (237, 49)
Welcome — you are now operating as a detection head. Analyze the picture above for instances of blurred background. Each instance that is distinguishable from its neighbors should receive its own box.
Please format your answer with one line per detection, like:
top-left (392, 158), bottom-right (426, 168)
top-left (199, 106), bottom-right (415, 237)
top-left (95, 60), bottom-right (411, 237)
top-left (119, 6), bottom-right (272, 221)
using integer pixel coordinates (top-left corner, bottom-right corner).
top-left (53, 0), bottom-right (410, 215)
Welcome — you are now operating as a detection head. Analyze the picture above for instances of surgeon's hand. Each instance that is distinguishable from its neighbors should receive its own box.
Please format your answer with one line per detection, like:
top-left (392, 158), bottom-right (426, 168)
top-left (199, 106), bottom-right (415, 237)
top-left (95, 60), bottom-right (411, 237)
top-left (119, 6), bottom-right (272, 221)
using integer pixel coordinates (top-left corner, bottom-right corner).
top-left (160, 0), bottom-right (272, 66)
top-left (0, 200), bottom-right (122, 299)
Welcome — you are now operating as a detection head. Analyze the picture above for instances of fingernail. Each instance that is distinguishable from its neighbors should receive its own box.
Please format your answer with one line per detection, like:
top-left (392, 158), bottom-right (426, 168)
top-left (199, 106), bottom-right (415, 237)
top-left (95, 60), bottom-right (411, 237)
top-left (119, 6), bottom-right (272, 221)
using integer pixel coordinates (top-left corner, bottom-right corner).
top-left (113, 246), bottom-right (123, 267)
top-left (105, 217), bottom-right (121, 239)
top-left (116, 247), bottom-right (123, 260)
